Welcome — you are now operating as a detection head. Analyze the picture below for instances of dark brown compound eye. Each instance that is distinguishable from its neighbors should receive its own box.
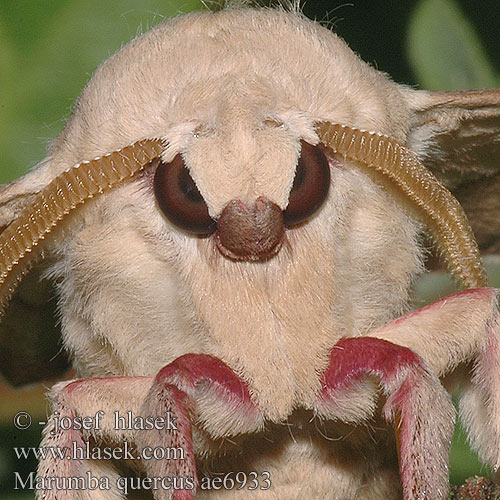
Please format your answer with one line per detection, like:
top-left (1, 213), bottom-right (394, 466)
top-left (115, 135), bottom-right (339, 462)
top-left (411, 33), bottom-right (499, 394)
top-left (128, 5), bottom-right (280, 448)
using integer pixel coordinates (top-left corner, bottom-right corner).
top-left (283, 140), bottom-right (331, 226)
top-left (153, 154), bottom-right (216, 234)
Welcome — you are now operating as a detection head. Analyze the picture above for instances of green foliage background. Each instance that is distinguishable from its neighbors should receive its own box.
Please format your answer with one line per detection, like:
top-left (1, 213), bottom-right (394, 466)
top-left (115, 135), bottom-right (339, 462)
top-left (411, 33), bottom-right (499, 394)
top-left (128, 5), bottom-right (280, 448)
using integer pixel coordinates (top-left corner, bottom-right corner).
top-left (0, 0), bottom-right (499, 498)
top-left (0, 0), bottom-right (203, 183)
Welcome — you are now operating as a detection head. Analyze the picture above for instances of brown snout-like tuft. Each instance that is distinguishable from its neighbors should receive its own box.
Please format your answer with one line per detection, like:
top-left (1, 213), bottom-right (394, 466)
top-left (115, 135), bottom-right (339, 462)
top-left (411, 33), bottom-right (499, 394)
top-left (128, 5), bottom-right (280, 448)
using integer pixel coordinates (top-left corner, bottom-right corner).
top-left (216, 197), bottom-right (285, 261)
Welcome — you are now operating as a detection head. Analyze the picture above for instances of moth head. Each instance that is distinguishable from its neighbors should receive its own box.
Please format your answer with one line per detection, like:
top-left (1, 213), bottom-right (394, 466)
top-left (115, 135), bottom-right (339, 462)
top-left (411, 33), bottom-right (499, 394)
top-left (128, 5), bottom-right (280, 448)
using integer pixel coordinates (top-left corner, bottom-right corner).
top-left (152, 137), bottom-right (331, 261)
top-left (0, 7), bottom-right (497, 385)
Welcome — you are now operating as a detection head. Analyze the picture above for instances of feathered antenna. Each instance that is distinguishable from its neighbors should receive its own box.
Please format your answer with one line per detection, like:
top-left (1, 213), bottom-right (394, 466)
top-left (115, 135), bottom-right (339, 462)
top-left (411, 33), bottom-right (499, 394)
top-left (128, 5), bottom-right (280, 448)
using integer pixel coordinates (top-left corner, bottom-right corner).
top-left (317, 122), bottom-right (488, 290)
top-left (0, 139), bottom-right (165, 317)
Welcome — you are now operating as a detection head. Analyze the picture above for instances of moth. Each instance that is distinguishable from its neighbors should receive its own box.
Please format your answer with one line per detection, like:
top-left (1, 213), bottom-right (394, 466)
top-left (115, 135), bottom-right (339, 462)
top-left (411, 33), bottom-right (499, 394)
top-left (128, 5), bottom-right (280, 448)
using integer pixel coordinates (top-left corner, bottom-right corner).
top-left (1, 5), bottom-right (500, 500)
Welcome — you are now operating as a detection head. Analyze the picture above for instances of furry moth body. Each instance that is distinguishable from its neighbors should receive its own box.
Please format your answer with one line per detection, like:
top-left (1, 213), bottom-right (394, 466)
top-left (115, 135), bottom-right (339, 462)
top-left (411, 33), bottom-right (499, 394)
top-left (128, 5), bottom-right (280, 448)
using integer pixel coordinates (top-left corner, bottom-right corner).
top-left (2, 6), bottom-right (500, 500)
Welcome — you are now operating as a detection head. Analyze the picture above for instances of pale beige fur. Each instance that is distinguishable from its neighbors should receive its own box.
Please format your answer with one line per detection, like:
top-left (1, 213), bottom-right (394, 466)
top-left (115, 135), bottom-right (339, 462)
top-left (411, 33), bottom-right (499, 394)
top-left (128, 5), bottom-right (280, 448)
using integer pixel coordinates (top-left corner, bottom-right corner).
top-left (2, 6), bottom-right (500, 500)
top-left (42, 8), bottom-right (422, 417)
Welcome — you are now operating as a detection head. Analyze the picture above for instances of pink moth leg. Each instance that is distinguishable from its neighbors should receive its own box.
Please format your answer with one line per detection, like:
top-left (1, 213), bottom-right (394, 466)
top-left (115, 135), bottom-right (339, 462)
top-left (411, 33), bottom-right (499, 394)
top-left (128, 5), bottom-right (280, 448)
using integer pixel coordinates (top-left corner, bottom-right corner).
top-left (315, 337), bottom-right (455, 500)
top-left (37, 354), bottom-right (262, 500)
top-left (137, 354), bottom-right (264, 500)
top-left (367, 288), bottom-right (500, 470)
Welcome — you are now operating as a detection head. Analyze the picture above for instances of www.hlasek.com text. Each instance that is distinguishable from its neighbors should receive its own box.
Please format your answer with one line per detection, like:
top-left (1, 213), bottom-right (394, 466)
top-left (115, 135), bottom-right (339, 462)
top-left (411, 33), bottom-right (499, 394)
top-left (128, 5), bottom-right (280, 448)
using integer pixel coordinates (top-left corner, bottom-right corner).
top-left (14, 439), bottom-right (184, 461)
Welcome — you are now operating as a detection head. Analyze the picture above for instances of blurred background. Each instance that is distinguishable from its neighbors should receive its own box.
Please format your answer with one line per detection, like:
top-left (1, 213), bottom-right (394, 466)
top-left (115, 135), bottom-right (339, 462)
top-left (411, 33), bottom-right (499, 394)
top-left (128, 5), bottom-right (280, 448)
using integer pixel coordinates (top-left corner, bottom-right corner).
top-left (1, 0), bottom-right (499, 498)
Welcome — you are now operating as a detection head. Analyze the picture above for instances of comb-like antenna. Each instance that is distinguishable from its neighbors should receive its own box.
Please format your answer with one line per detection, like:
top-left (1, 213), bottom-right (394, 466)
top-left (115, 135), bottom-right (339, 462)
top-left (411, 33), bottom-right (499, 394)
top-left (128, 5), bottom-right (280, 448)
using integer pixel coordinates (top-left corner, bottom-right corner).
top-left (0, 139), bottom-right (165, 315)
top-left (317, 122), bottom-right (488, 290)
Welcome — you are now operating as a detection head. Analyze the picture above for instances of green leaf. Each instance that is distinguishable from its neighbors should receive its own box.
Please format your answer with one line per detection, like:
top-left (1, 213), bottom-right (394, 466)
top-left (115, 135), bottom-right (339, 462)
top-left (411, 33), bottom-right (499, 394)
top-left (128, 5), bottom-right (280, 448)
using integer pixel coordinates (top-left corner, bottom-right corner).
top-left (0, 0), bottom-right (203, 183)
top-left (407, 0), bottom-right (497, 90)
